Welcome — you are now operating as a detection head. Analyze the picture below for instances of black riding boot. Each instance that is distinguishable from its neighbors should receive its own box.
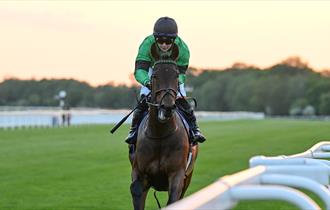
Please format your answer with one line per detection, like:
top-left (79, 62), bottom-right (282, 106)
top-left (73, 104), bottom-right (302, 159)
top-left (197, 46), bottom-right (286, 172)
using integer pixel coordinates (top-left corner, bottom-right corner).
top-left (176, 98), bottom-right (206, 143)
top-left (125, 98), bottom-right (148, 145)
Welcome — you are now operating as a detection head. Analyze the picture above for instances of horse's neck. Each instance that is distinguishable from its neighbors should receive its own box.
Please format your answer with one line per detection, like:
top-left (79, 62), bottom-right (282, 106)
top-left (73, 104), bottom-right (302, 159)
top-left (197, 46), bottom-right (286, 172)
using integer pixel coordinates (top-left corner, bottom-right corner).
top-left (147, 107), bottom-right (177, 138)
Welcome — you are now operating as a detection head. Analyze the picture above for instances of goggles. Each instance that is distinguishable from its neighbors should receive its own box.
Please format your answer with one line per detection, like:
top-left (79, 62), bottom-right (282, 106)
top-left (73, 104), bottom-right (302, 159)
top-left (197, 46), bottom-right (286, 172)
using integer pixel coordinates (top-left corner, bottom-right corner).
top-left (156, 37), bottom-right (174, 45)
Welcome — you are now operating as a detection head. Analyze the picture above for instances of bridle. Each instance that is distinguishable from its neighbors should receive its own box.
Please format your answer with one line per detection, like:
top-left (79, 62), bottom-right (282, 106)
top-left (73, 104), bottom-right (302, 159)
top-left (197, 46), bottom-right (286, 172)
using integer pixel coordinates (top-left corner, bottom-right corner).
top-left (147, 87), bottom-right (177, 109)
top-left (147, 61), bottom-right (179, 111)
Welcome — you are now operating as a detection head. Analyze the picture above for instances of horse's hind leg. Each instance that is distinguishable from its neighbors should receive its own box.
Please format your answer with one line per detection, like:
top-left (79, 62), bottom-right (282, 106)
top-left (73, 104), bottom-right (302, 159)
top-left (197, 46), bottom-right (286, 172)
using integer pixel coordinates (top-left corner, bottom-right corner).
top-left (180, 145), bottom-right (198, 198)
top-left (180, 172), bottom-right (193, 199)
top-left (130, 170), bottom-right (150, 210)
top-left (167, 170), bottom-right (185, 205)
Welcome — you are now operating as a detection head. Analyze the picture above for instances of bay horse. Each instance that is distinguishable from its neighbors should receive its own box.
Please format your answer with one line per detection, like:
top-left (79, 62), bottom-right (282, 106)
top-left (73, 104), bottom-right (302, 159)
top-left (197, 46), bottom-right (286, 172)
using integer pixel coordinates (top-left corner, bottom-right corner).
top-left (129, 45), bottom-right (198, 210)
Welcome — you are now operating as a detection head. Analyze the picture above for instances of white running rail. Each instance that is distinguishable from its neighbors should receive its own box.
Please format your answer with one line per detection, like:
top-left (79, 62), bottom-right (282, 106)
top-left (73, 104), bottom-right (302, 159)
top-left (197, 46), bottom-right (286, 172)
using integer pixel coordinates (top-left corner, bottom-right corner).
top-left (164, 141), bottom-right (330, 210)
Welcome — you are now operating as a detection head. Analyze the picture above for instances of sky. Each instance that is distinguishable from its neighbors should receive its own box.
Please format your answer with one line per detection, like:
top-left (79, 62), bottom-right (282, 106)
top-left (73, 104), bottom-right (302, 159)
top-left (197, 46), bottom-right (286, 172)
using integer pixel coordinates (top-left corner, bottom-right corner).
top-left (0, 1), bottom-right (329, 86)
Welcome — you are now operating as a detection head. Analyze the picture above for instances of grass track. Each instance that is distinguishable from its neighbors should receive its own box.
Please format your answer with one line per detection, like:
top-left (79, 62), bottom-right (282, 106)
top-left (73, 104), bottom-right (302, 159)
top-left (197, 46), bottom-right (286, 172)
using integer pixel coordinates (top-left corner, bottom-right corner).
top-left (0, 119), bottom-right (329, 210)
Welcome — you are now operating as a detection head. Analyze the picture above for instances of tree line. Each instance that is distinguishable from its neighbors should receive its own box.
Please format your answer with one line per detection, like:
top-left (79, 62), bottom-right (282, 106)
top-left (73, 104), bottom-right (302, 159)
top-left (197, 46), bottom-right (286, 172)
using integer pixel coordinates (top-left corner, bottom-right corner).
top-left (1, 57), bottom-right (330, 115)
top-left (0, 79), bottom-right (139, 109)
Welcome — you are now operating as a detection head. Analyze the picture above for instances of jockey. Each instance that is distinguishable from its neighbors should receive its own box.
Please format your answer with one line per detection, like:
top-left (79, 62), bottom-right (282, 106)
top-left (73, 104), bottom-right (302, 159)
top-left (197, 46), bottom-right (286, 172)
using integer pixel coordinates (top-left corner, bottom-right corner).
top-left (125, 16), bottom-right (206, 145)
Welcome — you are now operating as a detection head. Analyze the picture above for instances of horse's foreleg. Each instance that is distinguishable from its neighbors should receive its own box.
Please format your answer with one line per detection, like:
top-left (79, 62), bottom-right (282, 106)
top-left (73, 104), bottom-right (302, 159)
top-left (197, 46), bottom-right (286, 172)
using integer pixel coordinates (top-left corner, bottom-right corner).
top-left (130, 170), bottom-right (149, 210)
top-left (167, 170), bottom-right (185, 205)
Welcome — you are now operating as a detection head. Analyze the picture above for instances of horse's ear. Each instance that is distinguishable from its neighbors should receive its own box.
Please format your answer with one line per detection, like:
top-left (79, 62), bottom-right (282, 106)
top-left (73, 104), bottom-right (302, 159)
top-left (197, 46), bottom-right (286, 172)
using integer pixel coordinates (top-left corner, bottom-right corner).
top-left (150, 43), bottom-right (160, 61)
top-left (171, 44), bottom-right (179, 61)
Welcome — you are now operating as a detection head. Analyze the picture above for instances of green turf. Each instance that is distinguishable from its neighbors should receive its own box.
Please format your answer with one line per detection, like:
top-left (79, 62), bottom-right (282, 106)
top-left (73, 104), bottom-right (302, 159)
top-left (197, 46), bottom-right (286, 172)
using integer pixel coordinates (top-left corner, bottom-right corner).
top-left (0, 119), bottom-right (329, 210)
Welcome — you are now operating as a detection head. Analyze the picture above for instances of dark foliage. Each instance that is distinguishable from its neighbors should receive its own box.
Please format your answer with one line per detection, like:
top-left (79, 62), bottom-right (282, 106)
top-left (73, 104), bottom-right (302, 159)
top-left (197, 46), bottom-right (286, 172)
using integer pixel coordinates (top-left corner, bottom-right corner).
top-left (0, 79), bottom-right (139, 109)
top-left (1, 58), bottom-right (330, 115)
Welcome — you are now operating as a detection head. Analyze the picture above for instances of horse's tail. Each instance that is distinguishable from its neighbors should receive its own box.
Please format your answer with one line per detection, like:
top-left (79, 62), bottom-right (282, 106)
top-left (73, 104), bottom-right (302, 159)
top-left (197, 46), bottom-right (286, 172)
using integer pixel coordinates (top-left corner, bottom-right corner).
top-left (154, 190), bottom-right (162, 209)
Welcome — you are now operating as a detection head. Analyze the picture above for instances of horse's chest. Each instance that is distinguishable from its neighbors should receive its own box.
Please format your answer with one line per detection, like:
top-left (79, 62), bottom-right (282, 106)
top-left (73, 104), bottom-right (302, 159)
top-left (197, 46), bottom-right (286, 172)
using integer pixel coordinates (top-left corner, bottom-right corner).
top-left (143, 150), bottom-right (184, 175)
top-left (137, 137), bottom-right (187, 175)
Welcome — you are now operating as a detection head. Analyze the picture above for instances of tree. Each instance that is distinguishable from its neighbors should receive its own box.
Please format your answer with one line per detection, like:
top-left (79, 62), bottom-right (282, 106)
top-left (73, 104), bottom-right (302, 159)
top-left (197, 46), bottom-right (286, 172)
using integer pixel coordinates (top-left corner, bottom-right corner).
top-left (281, 56), bottom-right (309, 69)
top-left (319, 93), bottom-right (330, 115)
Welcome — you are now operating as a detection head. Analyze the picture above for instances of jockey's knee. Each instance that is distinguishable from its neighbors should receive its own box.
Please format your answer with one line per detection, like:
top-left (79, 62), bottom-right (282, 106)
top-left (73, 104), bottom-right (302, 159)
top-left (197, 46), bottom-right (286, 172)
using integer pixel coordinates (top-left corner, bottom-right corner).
top-left (176, 97), bottom-right (192, 111)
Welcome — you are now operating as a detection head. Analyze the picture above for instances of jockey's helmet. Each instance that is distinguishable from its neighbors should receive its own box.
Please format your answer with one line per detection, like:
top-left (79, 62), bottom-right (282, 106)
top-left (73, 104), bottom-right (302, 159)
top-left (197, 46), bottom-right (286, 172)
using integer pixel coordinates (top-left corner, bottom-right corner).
top-left (153, 17), bottom-right (178, 38)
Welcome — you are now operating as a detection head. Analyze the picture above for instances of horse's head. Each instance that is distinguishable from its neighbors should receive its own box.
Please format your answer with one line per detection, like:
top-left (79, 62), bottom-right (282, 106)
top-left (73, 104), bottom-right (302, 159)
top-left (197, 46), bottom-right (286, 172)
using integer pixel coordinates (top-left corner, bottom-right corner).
top-left (150, 43), bottom-right (179, 122)
top-left (151, 61), bottom-right (179, 122)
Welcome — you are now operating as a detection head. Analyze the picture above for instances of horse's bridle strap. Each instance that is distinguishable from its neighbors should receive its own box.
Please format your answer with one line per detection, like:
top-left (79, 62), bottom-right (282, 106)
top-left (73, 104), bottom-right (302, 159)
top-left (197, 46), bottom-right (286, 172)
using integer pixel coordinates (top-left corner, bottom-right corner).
top-left (154, 88), bottom-right (177, 98)
top-left (149, 88), bottom-right (177, 108)
top-left (146, 101), bottom-right (160, 107)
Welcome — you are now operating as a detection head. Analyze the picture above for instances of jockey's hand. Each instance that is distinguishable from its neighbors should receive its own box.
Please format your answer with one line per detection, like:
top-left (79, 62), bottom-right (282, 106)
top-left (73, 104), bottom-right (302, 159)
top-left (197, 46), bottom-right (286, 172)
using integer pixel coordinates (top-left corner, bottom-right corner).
top-left (145, 82), bottom-right (152, 90)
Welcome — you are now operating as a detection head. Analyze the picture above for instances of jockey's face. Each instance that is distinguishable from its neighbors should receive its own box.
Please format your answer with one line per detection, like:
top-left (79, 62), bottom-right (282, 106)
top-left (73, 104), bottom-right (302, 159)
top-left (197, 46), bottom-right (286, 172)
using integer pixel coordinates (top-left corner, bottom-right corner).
top-left (156, 37), bottom-right (174, 52)
top-left (157, 42), bottom-right (172, 52)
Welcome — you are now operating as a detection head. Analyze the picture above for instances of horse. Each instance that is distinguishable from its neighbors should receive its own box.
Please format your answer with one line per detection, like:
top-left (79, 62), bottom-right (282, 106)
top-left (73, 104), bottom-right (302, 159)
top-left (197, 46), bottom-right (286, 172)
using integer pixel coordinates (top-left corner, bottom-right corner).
top-left (129, 45), bottom-right (198, 210)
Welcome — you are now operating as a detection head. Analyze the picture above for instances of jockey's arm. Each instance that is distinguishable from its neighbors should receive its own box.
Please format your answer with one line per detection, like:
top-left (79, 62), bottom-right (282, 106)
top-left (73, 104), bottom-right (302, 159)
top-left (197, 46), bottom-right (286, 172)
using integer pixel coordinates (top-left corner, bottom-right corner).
top-left (134, 60), bottom-right (151, 86)
top-left (178, 65), bottom-right (188, 85)
top-left (175, 37), bottom-right (189, 85)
